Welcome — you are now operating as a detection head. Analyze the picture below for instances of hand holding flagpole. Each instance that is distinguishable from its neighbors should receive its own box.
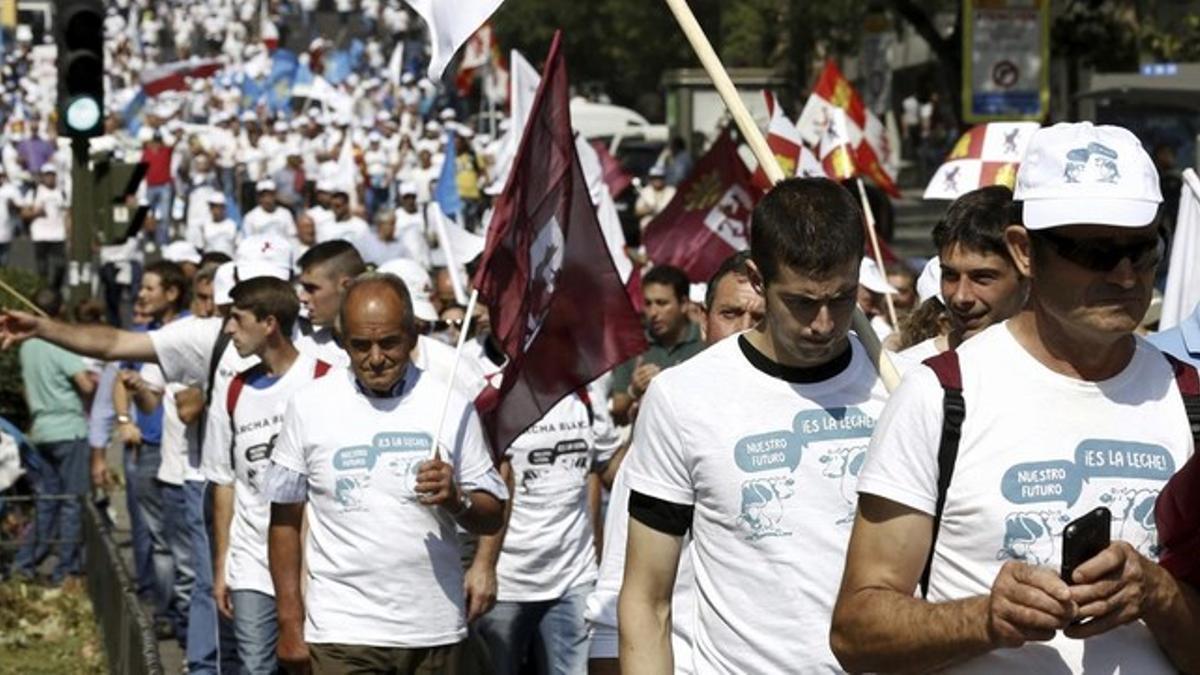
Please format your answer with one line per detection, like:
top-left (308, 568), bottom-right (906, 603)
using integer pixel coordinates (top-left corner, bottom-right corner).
top-left (662, 0), bottom-right (900, 392)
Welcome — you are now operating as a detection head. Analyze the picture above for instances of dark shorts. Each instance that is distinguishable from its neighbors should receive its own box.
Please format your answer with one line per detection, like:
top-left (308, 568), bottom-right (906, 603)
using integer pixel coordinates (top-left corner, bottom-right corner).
top-left (309, 640), bottom-right (467, 675)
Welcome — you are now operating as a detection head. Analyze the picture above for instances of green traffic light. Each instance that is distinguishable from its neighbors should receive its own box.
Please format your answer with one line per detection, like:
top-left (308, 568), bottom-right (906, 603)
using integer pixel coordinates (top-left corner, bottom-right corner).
top-left (64, 96), bottom-right (101, 133)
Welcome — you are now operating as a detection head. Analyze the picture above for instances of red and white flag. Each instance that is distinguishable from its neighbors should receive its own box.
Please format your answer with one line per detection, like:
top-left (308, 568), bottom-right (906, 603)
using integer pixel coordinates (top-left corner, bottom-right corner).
top-left (643, 130), bottom-right (762, 282)
top-left (923, 122), bottom-right (1040, 200)
top-left (408, 0), bottom-right (506, 81)
top-left (751, 90), bottom-right (805, 190)
top-left (472, 32), bottom-right (646, 454)
top-left (140, 58), bottom-right (224, 97)
top-left (796, 60), bottom-right (901, 197)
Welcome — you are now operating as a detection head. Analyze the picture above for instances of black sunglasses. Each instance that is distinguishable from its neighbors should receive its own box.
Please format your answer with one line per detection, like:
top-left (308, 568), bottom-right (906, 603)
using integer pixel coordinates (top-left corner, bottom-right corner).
top-left (1033, 230), bottom-right (1165, 273)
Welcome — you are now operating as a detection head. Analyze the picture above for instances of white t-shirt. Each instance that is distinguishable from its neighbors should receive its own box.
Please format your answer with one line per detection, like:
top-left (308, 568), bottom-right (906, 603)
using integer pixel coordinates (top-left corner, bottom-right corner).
top-left (891, 337), bottom-right (943, 376)
top-left (293, 324), bottom-right (351, 369)
top-left (241, 205), bottom-right (297, 242)
top-left (857, 323), bottom-right (1193, 674)
top-left (474, 355), bottom-right (618, 602)
top-left (622, 334), bottom-right (889, 673)
top-left (316, 215), bottom-right (369, 244)
top-left (142, 364), bottom-right (202, 485)
top-left (204, 353), bottom-right (329, 596)
top-left (27, 183), bottom-right (66, 242)
top-left (0, 182), bottom-right (23, 244)
top-left (270, 366), bottom-right (507, 648)
top-left (199, 217), bottom-right (238, 257)
top-left (584, 464), bottom-right (696, 669)
top-left (150, 316), bottom-right (226, 389)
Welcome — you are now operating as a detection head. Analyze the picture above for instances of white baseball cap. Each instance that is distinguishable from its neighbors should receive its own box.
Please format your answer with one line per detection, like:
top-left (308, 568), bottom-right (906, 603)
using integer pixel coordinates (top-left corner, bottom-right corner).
top-left (1014, 122), bottom-right (1162, 230)
top-left (212, 262), bottom-right (237, 305)
top-left (206, 192), bottom-right (227, 206)
top-left (377, 257), bottom-right (438, 322)
top-left (916, 256), bottom-right (943, 304)
top-left (859, 258), bottom-right (897, 295)
top-left (162, 240), bottom-right (202, 265)
top-left (235, 233), bottom-right (292, 282)
top-left (255, 178), bottom-right (276, 192)
top-left (397, 181), bottom-right (418, 196)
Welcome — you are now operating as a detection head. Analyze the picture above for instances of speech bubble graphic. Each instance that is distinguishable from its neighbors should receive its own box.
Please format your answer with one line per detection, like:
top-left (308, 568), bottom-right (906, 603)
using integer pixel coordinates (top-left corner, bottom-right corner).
top-left (792, 406), bottom-right (877, 443)
top-left (734, 431), bottom-right (802, 473)
top-left (1075, 440), bottom-right (1175, 481)
top-left (333, 445), bottom-right (377, 471)
top-left (1001, 460), bottom-right (1083, 507)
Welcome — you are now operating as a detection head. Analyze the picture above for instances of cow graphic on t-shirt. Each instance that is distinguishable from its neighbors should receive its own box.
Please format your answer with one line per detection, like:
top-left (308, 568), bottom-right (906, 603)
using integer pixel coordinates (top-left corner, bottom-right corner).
top-left (737, 476), bottom-right (795, 540)
top-left (996, 511), bottom-right (1070, 566)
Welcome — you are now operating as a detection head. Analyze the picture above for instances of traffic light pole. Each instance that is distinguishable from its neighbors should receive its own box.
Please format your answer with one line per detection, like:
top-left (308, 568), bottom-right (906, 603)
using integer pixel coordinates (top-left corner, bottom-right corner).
top-left (67, 136), bottom-right (93, 307)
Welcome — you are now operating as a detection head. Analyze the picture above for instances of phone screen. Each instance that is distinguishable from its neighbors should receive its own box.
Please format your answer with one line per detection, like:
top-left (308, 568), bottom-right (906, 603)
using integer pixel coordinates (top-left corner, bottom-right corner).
top-left (1060, 506), bottom-right (1112, 585)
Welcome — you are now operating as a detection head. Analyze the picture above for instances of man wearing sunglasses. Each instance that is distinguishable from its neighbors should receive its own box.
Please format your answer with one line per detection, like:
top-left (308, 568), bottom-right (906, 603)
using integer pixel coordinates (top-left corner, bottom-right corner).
top-left (832, 122), bottom-right (1200, 674)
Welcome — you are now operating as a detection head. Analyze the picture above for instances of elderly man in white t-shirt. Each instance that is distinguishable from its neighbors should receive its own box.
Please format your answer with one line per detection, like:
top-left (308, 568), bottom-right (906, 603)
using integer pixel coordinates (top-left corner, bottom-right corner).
top-left (833, 123), bottom-right (1200, 674)
top-left (263, 274), bottom-right (506, 673)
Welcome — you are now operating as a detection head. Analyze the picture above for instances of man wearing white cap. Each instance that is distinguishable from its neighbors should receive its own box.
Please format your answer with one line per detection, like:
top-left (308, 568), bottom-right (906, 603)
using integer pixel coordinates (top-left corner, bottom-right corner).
top-left (635, 166), bottom-right (675, 230)
top-left (197, 193), bottom-right (237, 257)
top-left (242, 179), bottom-right (297, 245)
top-left (857, 257), bottom-right (898, 341)
top-left (834, 122), bottom-right (1200, 673)
top-left (393, 181), bottom-right (431, 268)
top-left (21, 162), bottom-right (67, 289)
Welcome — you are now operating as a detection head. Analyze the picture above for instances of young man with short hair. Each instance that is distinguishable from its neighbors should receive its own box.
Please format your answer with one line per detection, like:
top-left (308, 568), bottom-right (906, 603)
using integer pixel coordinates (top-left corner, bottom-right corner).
top-left (619, 178), bottom-right (890, 672)
top-left (587, 250), bottom-right (763, 674)
top-left (833, 122), bottom-right (1200, 674)
top-left (205, 277), bottom-right (331, 674)
top-left (899, 185), bottom-right (1028, 366)
top-left (610, 264), bottom-right (705, 424)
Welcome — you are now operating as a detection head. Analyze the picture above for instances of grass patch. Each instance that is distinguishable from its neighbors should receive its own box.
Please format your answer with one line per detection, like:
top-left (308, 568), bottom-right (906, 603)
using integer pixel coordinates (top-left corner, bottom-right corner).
top-left (0, 578), bottom-right (104, 674)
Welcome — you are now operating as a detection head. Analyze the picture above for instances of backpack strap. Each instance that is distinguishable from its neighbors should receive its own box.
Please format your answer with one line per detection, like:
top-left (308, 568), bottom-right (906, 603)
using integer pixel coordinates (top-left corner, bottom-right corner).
top-left (193, 329), bottom-right (233, 468)
top-left (1163, 353), bottom-right (1200, 441)
top-left (225, 365), bottom-right (260, 470)
top-left (919, 350), bottom-right (966, 599)
top-left (577, 387), bottom-right (595, 427)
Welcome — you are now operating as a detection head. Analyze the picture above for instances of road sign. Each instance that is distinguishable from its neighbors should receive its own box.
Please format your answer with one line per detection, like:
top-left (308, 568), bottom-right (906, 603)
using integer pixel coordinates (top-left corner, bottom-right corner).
top-left (962, 0), bottom-right (1050, 123)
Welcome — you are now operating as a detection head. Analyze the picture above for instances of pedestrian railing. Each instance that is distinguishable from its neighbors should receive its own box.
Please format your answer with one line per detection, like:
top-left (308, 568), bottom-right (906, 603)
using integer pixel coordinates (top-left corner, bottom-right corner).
top-left (80, 497), bottom-right (165, 675)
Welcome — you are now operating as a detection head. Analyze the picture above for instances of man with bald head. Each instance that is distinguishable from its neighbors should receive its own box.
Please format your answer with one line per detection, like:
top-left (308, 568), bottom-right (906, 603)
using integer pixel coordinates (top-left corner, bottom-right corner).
top-left (264, 274), bottom-right (507, 674)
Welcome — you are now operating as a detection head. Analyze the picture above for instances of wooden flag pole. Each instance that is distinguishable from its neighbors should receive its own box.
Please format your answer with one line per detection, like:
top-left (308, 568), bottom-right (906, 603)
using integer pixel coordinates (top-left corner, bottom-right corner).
top-left (430, 287), bottom-right (480, 462)
top-left (662, 0), bottom-right (900, 392)
top-left (0, 277), bottom-right (48, 318)
top-left (856, 178), bottom-right (900, 329)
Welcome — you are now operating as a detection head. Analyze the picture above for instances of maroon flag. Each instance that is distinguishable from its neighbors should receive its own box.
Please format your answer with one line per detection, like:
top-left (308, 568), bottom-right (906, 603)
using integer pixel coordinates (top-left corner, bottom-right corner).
top-left (591, 140), bottom-right (632, 198)
top-left (642, 131), bottom-right (761, 282)
top-left (472, 32), bottom-right (647, 454)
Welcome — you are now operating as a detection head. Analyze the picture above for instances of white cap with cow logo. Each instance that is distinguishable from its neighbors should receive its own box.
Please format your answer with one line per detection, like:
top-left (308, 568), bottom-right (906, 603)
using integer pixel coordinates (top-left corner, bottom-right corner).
top-left (1014, 122), bottom-right (1162, 230)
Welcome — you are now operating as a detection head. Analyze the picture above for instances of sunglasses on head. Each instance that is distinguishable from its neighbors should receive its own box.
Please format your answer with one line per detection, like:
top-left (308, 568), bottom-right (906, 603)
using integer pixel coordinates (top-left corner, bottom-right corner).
top-left (1033, 230), bottom-right (1165, 273)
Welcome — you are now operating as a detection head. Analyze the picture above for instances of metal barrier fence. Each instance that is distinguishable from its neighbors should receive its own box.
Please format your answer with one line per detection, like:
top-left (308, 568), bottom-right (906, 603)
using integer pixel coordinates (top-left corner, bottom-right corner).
top-left (81, 497), bottom-right (165, 675)
top-left (0, 494), bottom-right (163, 675)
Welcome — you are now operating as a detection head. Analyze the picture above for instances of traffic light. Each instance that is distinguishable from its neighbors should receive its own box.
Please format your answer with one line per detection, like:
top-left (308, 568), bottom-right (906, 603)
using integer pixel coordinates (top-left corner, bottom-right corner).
top-left (56, 0), bottom-right (104, 138)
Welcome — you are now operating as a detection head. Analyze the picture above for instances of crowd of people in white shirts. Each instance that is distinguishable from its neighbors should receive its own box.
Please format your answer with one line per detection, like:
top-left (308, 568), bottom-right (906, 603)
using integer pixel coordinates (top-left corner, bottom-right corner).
top-left (2, 119), bottom-right (1199, 675)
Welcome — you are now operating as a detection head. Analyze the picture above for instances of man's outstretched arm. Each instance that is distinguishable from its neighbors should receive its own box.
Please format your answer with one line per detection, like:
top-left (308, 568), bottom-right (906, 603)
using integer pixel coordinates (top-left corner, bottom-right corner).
top-left (0, 310), bottom-right (156, 363)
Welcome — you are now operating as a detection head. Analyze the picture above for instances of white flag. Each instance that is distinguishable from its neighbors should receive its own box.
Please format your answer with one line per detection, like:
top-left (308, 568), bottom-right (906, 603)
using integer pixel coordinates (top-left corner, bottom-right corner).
top-left (429, 204), bottom-right (484, 305)
top-left (406, 0), bottom-right (506, 82)
top-left (388, 41), bottom-right (405, 86)
top-left (486, 49), bottom-right (539, 194)
top-left (336, 135), bottom-right (359, 210)
top-left (1161, 168), bottom-right (1200, 329)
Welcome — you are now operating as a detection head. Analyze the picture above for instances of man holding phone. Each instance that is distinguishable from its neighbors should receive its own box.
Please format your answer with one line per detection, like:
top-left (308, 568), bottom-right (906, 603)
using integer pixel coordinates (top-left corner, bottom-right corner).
top-left (831, 123), bottom-right (1200, 673)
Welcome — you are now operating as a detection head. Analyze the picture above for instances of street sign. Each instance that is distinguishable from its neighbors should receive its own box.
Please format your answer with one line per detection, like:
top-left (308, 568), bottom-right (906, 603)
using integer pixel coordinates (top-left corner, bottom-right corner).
top-left (962, 0), bottom-right (1050, 123)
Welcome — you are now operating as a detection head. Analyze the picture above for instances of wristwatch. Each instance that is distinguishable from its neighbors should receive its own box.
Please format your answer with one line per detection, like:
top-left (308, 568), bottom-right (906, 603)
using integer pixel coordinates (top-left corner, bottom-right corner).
top-left (116, 414), bottom-right (132, 425)
top-left (448, 489), bottom-right (473, 517)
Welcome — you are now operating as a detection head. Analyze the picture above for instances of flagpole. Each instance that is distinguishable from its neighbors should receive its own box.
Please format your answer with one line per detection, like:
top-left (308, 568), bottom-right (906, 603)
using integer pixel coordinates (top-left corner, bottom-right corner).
top-left (855, 177), bottom-right (900, 329)
top-left (429, 288), bottom-right (480, 462)
top-left (0, 277), bottom-right (48, 317)
top-left (663, 0), bottom-right (900, 392)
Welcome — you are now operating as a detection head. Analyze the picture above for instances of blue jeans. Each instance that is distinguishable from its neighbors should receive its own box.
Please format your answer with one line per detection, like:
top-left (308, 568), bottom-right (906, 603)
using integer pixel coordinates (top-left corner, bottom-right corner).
top-left (124, 446), bottom-right (153, 598)
top-left (130, 444), bottom-right (178, 628)
top-left (11, 437), bottom-right (88, 582)
top-left (476, 583), bottom-right (592, 675)
top-left (146, 184), bottom-right (173, 246)
top-left (184, 480), bottom-right (241, 674)
top-left (232, 589), bottom-right (279, 674)
top-left (162, 481), bottom-right (196, 644)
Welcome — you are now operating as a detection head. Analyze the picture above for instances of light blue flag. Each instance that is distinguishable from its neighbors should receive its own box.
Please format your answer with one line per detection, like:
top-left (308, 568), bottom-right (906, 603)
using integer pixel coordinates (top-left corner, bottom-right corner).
top-left (435, 130), bottom-right (462, 218)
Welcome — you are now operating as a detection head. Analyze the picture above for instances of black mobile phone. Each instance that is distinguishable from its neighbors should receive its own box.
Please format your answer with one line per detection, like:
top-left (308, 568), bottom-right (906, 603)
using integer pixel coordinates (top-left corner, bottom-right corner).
top-left (1060, 506), bottom-right (1112, 585)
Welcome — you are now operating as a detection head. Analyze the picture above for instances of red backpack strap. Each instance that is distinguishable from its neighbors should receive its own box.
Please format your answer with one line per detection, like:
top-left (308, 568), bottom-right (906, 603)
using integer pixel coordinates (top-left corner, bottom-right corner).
top-left (576, 387), bottom-right (595, 427)
top-left (918, 350), bottom-right (966, 599)
top-left (313, 360), bottom-right (332, 378)
top-left (226, 370), bottom-right (249, 417)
